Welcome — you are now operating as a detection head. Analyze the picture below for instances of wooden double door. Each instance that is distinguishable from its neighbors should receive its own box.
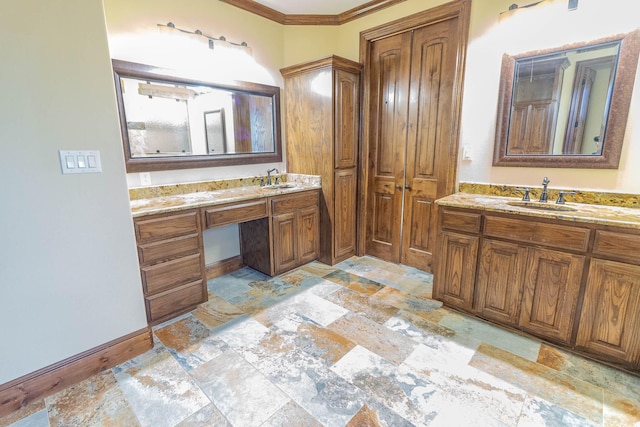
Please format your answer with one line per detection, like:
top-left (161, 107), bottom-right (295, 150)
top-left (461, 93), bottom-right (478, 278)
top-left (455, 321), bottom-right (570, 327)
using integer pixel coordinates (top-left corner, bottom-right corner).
top-left (362, 2), bottom-right (469, 272)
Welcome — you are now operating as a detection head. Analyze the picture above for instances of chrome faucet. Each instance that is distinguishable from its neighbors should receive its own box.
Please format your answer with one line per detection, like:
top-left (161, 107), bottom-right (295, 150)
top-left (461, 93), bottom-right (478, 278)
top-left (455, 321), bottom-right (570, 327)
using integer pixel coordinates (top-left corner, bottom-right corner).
top-left (266, 168), bottom-right (279, 185)
top-left (539, 176), bottom-right (550, 202)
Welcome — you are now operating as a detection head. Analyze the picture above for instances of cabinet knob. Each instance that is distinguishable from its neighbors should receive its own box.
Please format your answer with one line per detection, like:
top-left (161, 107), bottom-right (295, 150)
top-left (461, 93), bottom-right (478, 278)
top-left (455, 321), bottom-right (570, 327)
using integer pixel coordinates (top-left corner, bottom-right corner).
top-left (404, 184), bottom-right (412, 190)
top-left (395, 184), bottom-right (402, 189)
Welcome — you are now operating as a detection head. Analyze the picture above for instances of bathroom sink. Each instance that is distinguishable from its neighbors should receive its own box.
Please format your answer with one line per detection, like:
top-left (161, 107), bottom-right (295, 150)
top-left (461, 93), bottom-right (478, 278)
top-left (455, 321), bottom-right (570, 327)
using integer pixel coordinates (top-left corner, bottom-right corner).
top-left (261, 183), bottom-right (296, 190)
top-left (507, 200), bottom-right (577, 212)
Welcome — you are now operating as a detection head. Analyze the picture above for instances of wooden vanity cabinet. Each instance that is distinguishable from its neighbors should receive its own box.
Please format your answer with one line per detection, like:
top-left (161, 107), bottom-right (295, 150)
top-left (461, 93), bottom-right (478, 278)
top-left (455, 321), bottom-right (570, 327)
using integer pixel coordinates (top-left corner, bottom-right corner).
top-left (575, 231), bottom-right (640, 369)
top-left (435, 206), bottom-right (640, 371)
top-left (237, 190), bottom-right (320, 277)
top-left (281, 56), bottom-right (361, 265)
top-left (271, 191), bottom-right (320, 275)
top-left (433, 209), bottom-right (481, 311)
top-left (133, 210), bottom-right (207, 325)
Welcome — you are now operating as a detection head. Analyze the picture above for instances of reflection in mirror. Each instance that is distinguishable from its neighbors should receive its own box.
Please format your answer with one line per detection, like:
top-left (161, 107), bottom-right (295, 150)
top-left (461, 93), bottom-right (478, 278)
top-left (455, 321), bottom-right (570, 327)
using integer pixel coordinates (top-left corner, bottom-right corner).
top-left (113, 60), bottom-right (282, 172)
top-left (507, 42), bottom-right (617, 156)
top-left (493, 29), bottom-right (640, 168)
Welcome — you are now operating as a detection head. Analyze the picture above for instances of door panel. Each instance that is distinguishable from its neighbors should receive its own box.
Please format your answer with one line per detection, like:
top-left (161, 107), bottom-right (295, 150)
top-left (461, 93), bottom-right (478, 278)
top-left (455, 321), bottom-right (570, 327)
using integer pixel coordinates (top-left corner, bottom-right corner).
top-left (365, 32), bottom-right (412, 262)
top-left (402, 19), bottom-right (459, 271)
top-left (519, 248), bottom-right (584, 344)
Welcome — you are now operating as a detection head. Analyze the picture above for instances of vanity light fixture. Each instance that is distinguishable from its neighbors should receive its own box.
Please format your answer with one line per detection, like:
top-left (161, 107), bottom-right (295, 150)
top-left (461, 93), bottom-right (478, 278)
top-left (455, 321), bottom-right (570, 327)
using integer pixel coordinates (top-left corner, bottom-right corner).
top-left (157, 22), bottom-right (252, 56)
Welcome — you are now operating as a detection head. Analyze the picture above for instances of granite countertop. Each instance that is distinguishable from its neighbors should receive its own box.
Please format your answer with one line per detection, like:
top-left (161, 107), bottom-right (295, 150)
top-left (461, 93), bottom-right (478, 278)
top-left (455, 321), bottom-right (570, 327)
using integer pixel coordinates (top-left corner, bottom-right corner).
top-left (436, 193), bottom-right (640, 230)
top-left (131, 181), bottom-right (321, 218)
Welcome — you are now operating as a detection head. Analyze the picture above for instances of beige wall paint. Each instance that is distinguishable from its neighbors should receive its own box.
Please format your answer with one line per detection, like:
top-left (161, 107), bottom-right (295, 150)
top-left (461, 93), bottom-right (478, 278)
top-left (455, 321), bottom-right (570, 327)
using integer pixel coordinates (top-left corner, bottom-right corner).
top-left (0, 0), bottom-right (147, 384)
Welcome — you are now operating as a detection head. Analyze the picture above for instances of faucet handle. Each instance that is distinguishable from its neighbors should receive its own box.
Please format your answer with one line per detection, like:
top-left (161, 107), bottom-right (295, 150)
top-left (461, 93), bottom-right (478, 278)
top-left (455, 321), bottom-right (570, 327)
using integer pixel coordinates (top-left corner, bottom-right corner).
top-left (556, 190), bottom-right (576, 204)
top-left (515, 187), bottom-right (531, 201)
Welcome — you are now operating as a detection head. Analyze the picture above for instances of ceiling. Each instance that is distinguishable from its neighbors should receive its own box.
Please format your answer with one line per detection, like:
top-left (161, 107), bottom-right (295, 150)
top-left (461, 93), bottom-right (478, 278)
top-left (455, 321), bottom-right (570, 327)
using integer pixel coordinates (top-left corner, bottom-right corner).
top-left (251, 0), bottom-right (376, 15)
top-left (220, 0), bottom-right (405, 25)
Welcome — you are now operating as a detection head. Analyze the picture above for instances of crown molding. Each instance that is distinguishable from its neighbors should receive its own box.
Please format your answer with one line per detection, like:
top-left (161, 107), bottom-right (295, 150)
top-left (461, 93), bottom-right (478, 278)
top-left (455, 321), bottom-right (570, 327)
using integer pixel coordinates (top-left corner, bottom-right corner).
top-left (220, 0), bottom-right (407, 25)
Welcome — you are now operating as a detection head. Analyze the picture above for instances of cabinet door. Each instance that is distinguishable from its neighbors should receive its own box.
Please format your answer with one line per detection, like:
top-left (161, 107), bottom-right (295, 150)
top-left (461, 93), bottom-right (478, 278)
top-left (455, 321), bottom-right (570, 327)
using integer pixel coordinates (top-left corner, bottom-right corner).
top-left (519, 248), bottom-right (584, 344)
top-left (298, 207), bottom-right (319, 266)
top-left (334, 69), bottom-right (359, 169)
top-left (475, 239), bottom-right (527, 326)
top-left (273, 212), bottom-right (298, 275)
top-left (576, 259), bottom-right (640, 368)
top-left (334, 168), bottom-right (357, 260)
top-left (433, 231), bottom-right (479, 312)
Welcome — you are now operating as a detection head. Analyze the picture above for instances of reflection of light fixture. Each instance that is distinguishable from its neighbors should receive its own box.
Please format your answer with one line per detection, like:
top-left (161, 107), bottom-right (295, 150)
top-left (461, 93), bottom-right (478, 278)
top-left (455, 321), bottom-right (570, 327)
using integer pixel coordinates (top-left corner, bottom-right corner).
top-left (157, 22), bottom-right (252, 56)
top-left (138, 83), bottom-right (196, 100)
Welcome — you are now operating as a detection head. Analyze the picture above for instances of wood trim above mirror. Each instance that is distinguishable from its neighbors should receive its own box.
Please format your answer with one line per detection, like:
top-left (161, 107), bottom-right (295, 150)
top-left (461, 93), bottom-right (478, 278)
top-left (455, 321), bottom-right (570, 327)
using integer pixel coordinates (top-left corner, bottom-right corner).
top-left (493, 29), bottom-right (640, 169)
top-left (112, 60), bottom-right (282, 173)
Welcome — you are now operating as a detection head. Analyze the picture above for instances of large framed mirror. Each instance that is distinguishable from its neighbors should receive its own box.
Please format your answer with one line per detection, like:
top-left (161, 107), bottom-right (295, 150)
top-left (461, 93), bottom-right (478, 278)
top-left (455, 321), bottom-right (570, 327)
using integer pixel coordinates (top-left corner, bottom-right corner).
top-left (112, 60), bottom-right (282, 172)
top-left (493, 29), bottom-right (640, 168)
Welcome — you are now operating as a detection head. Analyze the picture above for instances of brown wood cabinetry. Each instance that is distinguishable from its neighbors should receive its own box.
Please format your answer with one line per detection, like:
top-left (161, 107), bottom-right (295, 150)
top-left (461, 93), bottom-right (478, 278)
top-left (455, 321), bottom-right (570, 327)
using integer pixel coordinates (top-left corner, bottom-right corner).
top-left (434, 206), bottom-right (640, 371)
top-left (576, 254), bottom-right (640, 369)
top-left (281, 56), bottom-right (360, 265)
top-left (234, 190), bottom-right (320, 277)
top-left (133, 210), bottom-right (206, 325)
top-left (433, 231), bottom-right (478, 311)
top-left (271, 191), bottom-right (320, 275)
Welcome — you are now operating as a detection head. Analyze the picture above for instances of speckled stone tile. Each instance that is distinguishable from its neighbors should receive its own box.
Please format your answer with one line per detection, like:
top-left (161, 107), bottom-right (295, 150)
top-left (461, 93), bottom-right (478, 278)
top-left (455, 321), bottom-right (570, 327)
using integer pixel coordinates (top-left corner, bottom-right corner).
top-left (536, 344), bottom-right (640, 403)
top-left (438, 309), bottom-right (541, 362)
top-left (328, 312), bottom-right (418, 365)
top-left (603, 391), bottom-right (640, 427)
top-left (370, 286), bottom-right (442, 314)
top-left (469, 343), bottom-right (604, 425)
top-left (301, 261), bottom-right (338, 277)
top-left (256, 289), bottom-right (349, 332)
top-left (517, 396), bottom-right (600, 427)
top-left (153, 314), bottom-right (229, 371)
top-left (174, 403), bottom-right (230, 427)
top-left (256, 347), bottom-right (367, 427)
top-left (46, 370), bottom-right (139, 427)
top-left (192, 293), bottom-right (244, 328)
top-left (4, 409), bottom-right (50, 427)
top-left (331, 345), bottom-right (438, 426)
top-left (323, 270), bottom-right (385, 295)
top-left (0, 399), bottom-right (46, 427)
top-left (345, 401), bottom-right (415, 427)
top-left (260, 401), bottom-right (323, 427)
top-left (113, 344), bottom-right (210, 427)
top-left (293, 322), bottom-right (356, 365)
top-left (325, 287), bottom-right (400, 324)
top-left (190, 350), bottom-right (290, 427)
top-left (206, 267), bottom-right (270, 302)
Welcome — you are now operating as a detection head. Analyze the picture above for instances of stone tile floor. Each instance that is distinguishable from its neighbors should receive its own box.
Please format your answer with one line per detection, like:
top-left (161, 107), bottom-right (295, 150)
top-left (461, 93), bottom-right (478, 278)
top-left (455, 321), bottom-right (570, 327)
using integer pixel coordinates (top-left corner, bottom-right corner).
top-left (3, 256), bottom-right (640, 426)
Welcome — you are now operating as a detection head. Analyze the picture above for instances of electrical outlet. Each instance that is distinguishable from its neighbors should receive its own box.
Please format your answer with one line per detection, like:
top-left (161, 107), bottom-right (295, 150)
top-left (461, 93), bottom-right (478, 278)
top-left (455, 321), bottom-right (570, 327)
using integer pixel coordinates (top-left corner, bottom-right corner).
top-left (140, 172), bottom-right (152, 186)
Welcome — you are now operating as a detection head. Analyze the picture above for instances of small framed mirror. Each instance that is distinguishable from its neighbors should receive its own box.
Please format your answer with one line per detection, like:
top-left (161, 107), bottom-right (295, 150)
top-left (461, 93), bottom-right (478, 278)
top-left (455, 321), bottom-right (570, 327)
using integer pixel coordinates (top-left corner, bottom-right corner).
top-left (112, 60), bottom-right (282, 172)
top-left (493, 30), bottom-right (640, 168)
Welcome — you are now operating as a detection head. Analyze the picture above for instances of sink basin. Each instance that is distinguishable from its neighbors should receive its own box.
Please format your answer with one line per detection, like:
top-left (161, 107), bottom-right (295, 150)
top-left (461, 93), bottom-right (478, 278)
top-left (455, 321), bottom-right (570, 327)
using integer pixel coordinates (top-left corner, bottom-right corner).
top-left (261, 183), bottom-right (296, 190)
top-left (507, 200), bottom-right (577, 212)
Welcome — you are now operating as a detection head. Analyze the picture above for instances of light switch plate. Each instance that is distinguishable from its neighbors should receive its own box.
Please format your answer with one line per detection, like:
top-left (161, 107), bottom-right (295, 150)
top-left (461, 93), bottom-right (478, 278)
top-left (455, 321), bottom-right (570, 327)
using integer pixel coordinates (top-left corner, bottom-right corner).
top-left (59, 150), bottom-right (102, 174)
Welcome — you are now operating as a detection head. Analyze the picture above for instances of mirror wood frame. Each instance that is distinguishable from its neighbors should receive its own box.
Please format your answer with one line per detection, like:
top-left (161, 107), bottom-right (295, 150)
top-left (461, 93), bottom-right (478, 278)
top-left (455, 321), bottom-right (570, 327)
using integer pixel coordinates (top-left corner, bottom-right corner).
top-left (493, 29), bottom-right (640, 169)
top-left (112, 59), bottom-right (283, 173)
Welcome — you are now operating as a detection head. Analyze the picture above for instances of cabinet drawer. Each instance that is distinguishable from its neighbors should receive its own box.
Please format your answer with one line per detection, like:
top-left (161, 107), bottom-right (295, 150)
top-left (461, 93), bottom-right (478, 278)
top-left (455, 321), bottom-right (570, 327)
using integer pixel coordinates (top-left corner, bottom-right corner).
top-left (145, 280), bottom-right (205, 323)
top-left (203, 199), bottom-right (268, 228)
top-left (138, 233), bottom-right (200, 265)
top-left (271, 191), bottom-right (319, 215)
top-left (485, 216), bottom-right (589, 252)
top-left (135, 211), bottom-right (199, 243)
top-left (593, 230), bottom-right (640, 264)
top-left (141, 253), bottom-right (203, 295)
top-left (440, 209), bottom-right (481, 234)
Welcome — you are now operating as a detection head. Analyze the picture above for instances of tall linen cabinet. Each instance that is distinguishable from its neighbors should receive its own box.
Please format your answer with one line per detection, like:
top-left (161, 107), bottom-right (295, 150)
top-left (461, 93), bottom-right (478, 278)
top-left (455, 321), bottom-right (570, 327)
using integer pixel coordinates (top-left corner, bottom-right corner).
top-left (281, 56), bottom-right (361, 265)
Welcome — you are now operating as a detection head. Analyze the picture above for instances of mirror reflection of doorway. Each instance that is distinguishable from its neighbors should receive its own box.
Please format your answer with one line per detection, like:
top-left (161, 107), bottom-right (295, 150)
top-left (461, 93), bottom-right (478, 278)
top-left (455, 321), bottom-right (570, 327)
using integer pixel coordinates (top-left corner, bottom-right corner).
top-left (204, 109), bottom-right (227, 154)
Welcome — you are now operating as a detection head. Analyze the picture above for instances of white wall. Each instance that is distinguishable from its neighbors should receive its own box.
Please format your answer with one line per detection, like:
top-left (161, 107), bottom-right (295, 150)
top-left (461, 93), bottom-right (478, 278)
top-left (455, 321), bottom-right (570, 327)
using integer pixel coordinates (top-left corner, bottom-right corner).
top-left (458, 0), bottom-right (640, 192)
top-left (0, 0), bottom-right (148, 384)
